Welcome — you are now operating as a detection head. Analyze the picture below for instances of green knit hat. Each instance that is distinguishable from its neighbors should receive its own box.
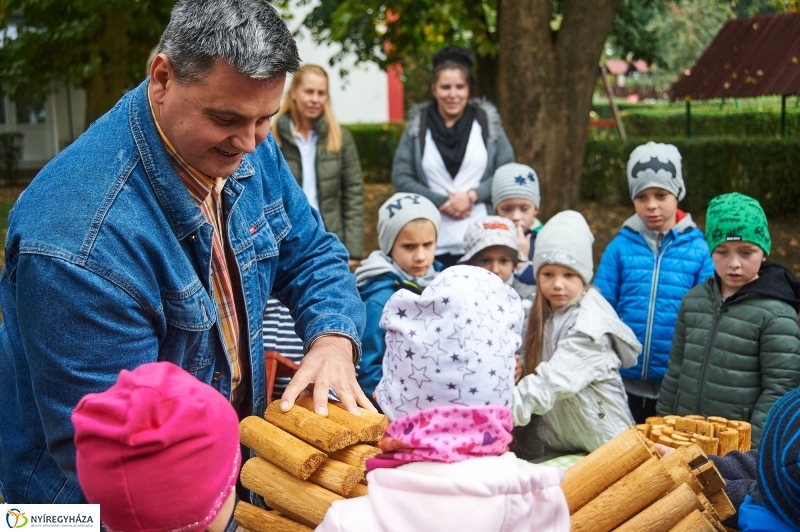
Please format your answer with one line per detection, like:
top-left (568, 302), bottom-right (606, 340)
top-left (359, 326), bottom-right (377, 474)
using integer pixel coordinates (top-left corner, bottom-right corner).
top-left (705, 192), bottom-right (771, 256)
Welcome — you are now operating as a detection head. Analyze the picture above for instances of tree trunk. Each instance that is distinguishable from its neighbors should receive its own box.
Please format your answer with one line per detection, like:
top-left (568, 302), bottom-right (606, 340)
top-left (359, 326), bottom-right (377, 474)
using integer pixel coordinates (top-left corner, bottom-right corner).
top-left (475, 54), bottom-right (499, 102)
top-left (85, 8), bottom-right (131, 124)
top-left (498, 0), bottom-right (620, 218)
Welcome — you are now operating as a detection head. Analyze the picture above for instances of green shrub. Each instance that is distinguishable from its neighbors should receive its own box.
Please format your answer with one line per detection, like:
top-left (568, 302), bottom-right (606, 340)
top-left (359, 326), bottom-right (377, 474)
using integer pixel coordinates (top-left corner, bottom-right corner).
top-left (620, 108), bottom-right (800, 138)
top-left (345, 123), bottom-right (404, 184)
top-left (582, 138), bottom-right (800, 217)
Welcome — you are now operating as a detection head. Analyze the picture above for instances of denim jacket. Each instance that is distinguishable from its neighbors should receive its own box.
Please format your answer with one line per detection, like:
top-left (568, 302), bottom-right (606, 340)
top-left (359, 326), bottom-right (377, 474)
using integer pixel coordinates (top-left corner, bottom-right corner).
top-left (0, 80), bottom-right (365, 503)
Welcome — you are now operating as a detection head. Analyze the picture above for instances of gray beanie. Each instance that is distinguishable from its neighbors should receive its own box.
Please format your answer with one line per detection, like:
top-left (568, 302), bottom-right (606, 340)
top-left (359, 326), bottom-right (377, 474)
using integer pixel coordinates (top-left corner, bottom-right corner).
top-left (491, 163), bottom-right (541, 209)
top-left (378, 193), bottom-right (441, 254)
top-left (459, 216), bottom-right (519, 264)
top-left (626, 142), bottom-right (685, 201)
top-left (532, 210), bottom-right (595, 284)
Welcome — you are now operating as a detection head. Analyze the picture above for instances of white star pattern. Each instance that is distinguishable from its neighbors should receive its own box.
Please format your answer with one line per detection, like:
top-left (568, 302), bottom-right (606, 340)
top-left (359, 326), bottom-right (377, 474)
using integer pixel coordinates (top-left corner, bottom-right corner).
top-left (493, 375), bottom-right (511, 398)
top-left (421, 339), bottom-right (448, 365)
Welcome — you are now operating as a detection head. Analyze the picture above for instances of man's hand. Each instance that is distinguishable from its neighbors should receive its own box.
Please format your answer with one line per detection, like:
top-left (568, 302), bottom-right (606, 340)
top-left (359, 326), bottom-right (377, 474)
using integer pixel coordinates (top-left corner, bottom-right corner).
top-left (280, 335), bottom-right (376, 416)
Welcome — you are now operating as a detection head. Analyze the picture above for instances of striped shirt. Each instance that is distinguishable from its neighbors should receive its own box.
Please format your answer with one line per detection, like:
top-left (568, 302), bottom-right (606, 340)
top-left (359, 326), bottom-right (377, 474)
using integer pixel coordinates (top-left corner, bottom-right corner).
top-left (262, 297), bottom-right (306, 399)
top-left (148, 93), bottom-right (243, 403)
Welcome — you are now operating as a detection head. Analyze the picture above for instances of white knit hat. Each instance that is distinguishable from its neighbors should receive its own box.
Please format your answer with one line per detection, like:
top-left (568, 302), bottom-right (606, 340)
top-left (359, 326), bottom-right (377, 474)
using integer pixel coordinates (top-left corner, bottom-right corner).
top-left (459, 216), bottom-right (519, 264)
top-left (532, 210), bottom-right (595, 284)
top-left (626, 142), bottom-right (685, 201)
top-left (378, 193), bottom-right (442, 254)
top-left (491, 163), bottom-right (541, 209)
top-left (375, 265), bottom-right (523, 421)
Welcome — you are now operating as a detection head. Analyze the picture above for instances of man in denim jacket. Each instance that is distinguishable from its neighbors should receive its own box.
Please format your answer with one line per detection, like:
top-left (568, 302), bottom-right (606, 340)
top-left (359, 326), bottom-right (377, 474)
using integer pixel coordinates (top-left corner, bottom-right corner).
top-left (0, 0), bottom-right (369, 504)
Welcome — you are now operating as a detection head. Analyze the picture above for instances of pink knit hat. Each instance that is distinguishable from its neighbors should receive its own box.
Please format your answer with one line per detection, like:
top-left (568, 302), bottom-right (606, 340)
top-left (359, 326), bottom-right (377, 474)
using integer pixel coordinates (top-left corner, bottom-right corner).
top-left (72, 362), bottom-right (241, 532)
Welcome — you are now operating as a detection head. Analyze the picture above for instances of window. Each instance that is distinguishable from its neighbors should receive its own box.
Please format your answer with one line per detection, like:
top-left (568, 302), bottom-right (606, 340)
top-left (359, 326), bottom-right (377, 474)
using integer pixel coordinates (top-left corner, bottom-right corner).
top-left (15, 94), bottom-right (46, 124)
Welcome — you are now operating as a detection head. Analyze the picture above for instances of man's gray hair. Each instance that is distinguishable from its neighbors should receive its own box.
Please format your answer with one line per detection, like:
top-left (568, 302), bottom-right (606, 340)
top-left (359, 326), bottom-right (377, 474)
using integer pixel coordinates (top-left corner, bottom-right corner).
top-left (158, 0), bottom-right (301, 83)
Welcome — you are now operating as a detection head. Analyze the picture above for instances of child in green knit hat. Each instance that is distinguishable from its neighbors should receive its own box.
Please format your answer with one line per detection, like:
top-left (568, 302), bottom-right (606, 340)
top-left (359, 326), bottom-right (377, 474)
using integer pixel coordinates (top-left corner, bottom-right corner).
top-left (657, 192), bottom-right (800, 447)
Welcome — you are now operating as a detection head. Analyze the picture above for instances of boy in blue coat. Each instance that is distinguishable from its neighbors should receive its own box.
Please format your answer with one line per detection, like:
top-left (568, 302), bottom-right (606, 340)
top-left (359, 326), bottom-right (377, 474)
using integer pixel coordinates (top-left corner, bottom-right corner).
top-left (354, 193), bottom-right (441, 408)
top-left (595, 142), bottom-right (714, 423)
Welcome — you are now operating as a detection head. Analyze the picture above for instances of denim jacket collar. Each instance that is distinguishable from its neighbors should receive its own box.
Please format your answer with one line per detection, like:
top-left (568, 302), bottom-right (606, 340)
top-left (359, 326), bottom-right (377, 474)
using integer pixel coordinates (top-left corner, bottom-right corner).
top-left (128, 80), bottom-right (256, 241)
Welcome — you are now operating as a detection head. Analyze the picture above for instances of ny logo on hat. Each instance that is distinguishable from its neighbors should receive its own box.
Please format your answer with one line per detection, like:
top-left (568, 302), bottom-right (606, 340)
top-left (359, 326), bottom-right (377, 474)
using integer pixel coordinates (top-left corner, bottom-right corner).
top-left (385, 194), bottom-right (422, 217)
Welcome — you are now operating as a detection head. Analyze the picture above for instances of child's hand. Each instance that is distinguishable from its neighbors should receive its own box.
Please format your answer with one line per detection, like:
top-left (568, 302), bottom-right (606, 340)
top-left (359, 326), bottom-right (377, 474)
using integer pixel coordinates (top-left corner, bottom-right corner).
top-left (514, 354), bottom-right (523, 383)
top-left (516, 225), bottom-right (532, 261)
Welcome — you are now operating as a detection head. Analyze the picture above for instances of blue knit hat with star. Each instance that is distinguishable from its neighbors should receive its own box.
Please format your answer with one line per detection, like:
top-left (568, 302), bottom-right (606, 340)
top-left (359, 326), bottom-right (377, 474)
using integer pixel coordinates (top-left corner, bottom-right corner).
top-left (375, 265), bottom-right (524, 421)
top-left (758, 387), bottom-right (800, 529)
top-left (491, 163), bottom-right (540, 209)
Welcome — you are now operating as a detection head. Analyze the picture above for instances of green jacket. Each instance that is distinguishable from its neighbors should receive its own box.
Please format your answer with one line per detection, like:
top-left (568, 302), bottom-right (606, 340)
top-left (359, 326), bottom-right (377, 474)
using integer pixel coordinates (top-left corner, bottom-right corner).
top-left (276, 114), bottom-right (365, 258)
top-left (657, 261), bottom-right (800, 447)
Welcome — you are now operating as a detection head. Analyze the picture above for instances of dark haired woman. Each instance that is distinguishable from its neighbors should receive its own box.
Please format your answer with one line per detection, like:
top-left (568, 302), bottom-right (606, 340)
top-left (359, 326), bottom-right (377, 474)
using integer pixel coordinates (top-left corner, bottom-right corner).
top-left (392, 46), bottom-right (514, 268)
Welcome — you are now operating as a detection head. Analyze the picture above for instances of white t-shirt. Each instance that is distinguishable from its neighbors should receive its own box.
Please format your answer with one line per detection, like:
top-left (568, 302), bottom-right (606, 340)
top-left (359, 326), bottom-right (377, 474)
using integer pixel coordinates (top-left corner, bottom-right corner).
top-left (421, 120), bottom-right (488, 255)
top-left (292, 126), bottom-right (319, 210)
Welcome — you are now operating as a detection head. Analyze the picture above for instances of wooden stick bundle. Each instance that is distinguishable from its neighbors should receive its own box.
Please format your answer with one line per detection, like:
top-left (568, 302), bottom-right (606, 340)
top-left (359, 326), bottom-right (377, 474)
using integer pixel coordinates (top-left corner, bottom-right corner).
top-left (265, 401), bottom-right (359, 453)
top-left (240, 416), bottom-right (327, 480)
top-left (234, 501), bottom-right (313, 532)
top-left (329, 443), bottom-right (382, 470)
top-left (295, 396), bottom-right (385, 443)
top-left (561, 427), bottom-right (654, 513)
top-left (571, 456), bottom-right (674, 532)
top-left (615, 483), bottom-right (703, 532)
top-left (240, 457), bottom-right (343, 528)
top-left (307, 458), bottom-right (364, 496)
top-left (640, 414), bottom-right (751, 456)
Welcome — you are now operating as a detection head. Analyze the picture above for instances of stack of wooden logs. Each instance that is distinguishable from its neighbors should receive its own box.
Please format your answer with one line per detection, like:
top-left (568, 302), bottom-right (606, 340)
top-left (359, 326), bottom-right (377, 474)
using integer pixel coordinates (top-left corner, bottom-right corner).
top-left (636, 414), bottom-right (751, 456)
top-left (233, 398), bottom-right (389, 532)
top-left (562, 427), bottom-right (736, 532)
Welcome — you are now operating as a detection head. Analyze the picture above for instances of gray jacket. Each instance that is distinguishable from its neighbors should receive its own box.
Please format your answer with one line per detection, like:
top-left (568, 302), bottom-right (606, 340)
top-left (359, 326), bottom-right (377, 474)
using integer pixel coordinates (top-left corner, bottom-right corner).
top-left (512, 288), bottom-right (640, 453)
top-left (391, 99), bottom-right (514, 208)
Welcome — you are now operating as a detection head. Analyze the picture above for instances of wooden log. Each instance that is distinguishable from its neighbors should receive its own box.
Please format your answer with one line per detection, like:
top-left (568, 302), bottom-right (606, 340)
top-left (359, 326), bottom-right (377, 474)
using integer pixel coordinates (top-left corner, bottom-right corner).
top-left (234, 501), bottom-right (313, 532)
top-left (265, 401), bottom-right (358, 453)
top-left (329, 444), bottom-right (382, 470)
top-left (696, 492), bottom-right (720, 524)
top-left (646, 416), bottom-right (665, 425)
top-left (694, 461), bottom-right (726, 495)
top-left (707, 489), bottom-right (736, 521)
top-left (706, 416), bottom-right (728, 425)
top-left (668, 509), bottom-right (716, 532)
top-left (307, 458), bottom-right (364, 496)
top-left (295, 396), bottom-right (385, 443)
top-left (685, 414), bottom-right (706, 421)
top-left (615, 483), bottom-right (703, 532)
top-left (659, 446), bottom-right (704, 494)
top-left (561, 427), bottom-right (653, 514)
top-left (726, 420), bottom-right (740, 429)
top-left (692, 434), bottom-right (719, 456)
top-left (240, 457), bottom-right (343, 528)
top-left (571, 457), bottom-right (675, 532)
top-left (695, 420), bottom-right (714, 437)
top-left (717, 429), bottom-right (739, 456)
top-left (240, 416), bottom-right (327, 480)
top-left (636, 423), bottom-right (650, 438)
top-left (675, 418), bottom-right (696, 434)
top-left (737, 421), bottom-right (751, 452)
top-left (346, 483), bottom-right (369, 498)
top-left (658, 435), bottom-right (676, 447)
top-left (672, 432), bottom-right (691, 443)
top-left (329, 400), bottom-right (390, 431)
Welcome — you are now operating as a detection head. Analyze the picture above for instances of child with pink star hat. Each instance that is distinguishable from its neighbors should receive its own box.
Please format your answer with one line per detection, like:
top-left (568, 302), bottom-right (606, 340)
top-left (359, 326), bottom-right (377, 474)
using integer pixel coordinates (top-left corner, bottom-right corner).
top-left (316, 265), bottom-right (569, 532)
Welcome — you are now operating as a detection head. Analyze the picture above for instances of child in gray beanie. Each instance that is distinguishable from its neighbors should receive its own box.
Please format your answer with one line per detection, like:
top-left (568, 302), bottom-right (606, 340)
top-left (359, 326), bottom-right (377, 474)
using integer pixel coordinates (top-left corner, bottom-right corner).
top-left (353, 193), bottom-right (442, 407)
top-left (512, 210), bottom-right (640, 460)
top-left (491, 162), bottom-right (542, 286)
top-left (595, 141), bottom-right (714, 424)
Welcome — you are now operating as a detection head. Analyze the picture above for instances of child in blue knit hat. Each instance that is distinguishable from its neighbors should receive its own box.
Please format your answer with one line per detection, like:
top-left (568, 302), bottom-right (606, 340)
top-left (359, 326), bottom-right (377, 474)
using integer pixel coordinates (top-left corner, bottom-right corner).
top-left (738, 387), bottom-right (800, 532)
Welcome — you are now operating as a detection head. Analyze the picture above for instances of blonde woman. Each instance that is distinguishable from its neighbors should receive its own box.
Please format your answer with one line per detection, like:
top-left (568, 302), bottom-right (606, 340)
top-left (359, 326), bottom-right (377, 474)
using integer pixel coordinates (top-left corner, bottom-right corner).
top-left (266, 65), bottom-right (365, 398)
top-left (272, 64), bottom-right (364, 265)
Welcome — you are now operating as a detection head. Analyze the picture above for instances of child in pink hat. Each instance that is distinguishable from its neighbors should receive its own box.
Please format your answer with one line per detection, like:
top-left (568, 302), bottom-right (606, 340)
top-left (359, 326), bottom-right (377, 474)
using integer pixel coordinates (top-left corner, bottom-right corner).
top-left (71, 361), bottom-right (241, 532)
top-left (316, 265), bottom-right (570, 532)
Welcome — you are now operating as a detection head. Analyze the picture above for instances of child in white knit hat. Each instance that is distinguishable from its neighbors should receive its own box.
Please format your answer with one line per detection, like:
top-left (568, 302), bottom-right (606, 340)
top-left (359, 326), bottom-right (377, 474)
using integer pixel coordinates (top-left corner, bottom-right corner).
top-left (354, 193), bottom-right (442, 408)
top-left (491, 162), bottom-right (542, 287)
top-left (512, 211), bottom-right (640, 460)
top-left (317, 265), bottom-right (569, 532)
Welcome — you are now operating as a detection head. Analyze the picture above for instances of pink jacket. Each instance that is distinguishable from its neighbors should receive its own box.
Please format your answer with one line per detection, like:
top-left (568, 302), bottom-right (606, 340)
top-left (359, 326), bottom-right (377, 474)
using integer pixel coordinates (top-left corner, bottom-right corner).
top-left (315, 453), bottom-right (570, 532)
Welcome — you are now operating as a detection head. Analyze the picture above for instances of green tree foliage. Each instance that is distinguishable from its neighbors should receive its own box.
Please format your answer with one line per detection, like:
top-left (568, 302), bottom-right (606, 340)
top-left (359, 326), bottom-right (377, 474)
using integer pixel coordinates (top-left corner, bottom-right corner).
top-left (0, 0), bottom-right (173, 123)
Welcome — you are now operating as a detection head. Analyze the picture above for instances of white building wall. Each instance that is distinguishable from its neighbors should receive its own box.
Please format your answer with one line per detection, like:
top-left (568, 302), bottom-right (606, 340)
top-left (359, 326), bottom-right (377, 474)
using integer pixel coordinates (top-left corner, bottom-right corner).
top-left (286, 3), bottom-right (389, 125)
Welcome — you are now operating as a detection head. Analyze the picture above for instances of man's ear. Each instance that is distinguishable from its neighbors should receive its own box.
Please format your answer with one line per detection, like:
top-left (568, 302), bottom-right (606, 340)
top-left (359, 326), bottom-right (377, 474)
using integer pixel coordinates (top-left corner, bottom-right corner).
top-left (149, 53), bottom-right (173, 105)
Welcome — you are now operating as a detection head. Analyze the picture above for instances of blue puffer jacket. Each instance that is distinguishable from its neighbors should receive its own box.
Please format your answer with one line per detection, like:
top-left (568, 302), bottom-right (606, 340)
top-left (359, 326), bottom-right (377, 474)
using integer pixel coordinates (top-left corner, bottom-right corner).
top-left (595, 212), bottom-right (714, 384)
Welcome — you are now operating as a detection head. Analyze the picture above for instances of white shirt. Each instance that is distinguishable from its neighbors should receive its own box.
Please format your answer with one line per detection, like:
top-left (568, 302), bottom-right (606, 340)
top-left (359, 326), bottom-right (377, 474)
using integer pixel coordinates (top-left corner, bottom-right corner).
top-left (421, 120), bottom-right (488, 255)
top-left (292, 125), bottom-right (319, 210)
